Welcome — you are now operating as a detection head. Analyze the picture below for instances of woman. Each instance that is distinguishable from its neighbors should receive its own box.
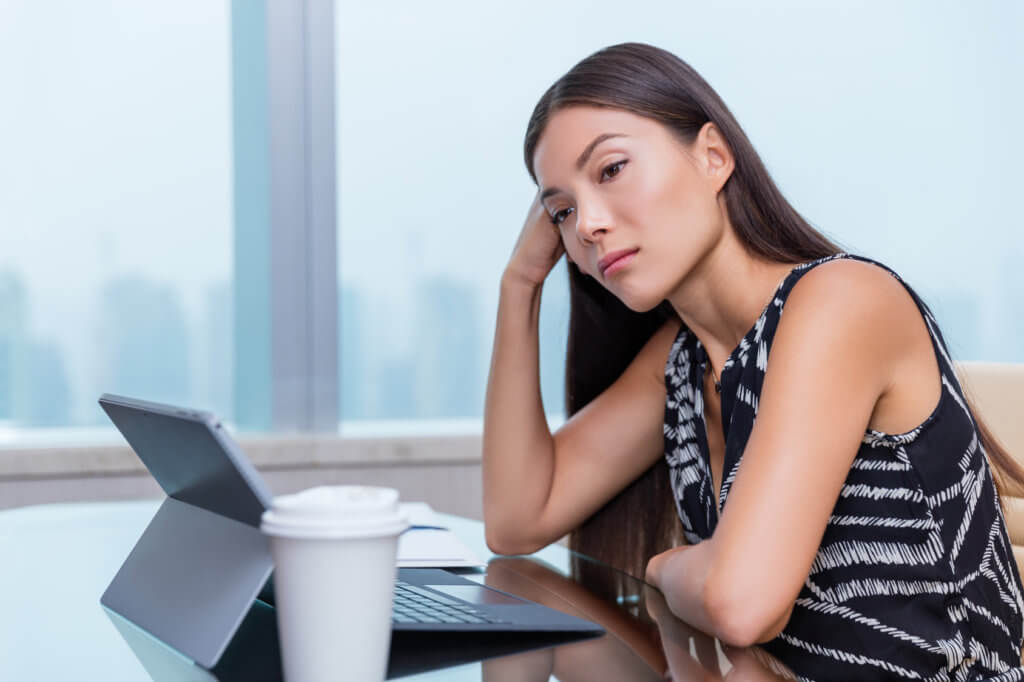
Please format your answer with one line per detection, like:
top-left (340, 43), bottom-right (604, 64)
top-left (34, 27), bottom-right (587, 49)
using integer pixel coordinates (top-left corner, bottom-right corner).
top-left (482, 42), bottom-right (1024, 681)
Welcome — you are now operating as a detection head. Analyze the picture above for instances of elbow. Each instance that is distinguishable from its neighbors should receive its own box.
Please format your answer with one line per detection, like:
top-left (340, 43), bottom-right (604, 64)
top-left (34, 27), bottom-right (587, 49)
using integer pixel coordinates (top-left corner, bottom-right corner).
top-left (704, 578), bottom-right (793, 648)
top-left (484, 525), bottom-right (515, 555)
top-left (484, 520), bottom-right (544, 557)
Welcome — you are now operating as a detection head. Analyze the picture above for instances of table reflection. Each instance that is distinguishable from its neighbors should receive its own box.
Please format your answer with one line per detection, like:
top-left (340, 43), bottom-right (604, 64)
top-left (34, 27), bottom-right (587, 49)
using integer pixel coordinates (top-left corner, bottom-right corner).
top-left (107, 550), bottom-right (795, 680)
top-left (482, 555), bottom-right (796, 681)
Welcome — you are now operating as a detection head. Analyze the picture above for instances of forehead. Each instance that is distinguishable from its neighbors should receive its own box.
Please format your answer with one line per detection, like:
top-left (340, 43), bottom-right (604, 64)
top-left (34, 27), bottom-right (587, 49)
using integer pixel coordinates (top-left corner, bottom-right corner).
top-left (532, 106), bottom-right (672, 185)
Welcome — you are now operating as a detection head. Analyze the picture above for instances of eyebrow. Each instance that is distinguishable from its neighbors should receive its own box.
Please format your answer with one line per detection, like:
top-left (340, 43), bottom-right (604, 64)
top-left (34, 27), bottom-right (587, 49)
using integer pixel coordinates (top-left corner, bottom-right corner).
top-left (539, 132), bottom-right (628, 203)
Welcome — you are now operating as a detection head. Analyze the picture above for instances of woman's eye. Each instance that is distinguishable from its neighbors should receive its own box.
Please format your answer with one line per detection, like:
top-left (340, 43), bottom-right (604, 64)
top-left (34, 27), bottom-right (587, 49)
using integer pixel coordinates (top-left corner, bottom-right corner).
top-left (547, 162), bottom-right (625, 226)
top-left (550, 207), bottom-right (574, 226)
top-left (601, 160), bottom-right (626, 181)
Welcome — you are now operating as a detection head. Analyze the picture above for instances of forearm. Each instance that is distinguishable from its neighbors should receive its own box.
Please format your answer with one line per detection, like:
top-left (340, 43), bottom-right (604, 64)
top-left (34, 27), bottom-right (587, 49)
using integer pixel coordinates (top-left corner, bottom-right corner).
top-left (651, 539), bottom-right (789, 647)
top-left (482, 271), bottom-right (557, 551)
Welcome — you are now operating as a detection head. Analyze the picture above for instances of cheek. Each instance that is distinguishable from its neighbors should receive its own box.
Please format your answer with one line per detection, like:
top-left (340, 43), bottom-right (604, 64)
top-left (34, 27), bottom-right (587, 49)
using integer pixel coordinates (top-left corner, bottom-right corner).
top-left (564, 242), bottom-right (591, 275)
top-left (651, 172), bottom-right (694, 217)
top-left (615, 168), bottom-right (689, 235)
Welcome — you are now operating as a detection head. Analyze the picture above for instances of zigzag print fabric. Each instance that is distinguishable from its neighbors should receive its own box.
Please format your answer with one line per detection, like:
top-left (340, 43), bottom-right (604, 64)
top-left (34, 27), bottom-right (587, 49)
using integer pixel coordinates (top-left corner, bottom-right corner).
top-left (663, 254), bottom-right (1024, 681)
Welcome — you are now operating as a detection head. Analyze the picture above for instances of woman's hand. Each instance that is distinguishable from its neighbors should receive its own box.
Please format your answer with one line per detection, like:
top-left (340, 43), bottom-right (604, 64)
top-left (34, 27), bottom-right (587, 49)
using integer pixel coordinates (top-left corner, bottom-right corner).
top-left (645, 546), bottom-right (688, 589)
top-left (645, 551), bottom-right (667, 588)
top-left (504, 191), bottom-right (566, 288)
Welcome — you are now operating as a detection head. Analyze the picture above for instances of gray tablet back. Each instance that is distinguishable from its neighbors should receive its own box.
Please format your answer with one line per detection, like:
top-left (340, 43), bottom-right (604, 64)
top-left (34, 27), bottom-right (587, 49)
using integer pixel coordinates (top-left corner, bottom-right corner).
top-left (98, 394), bottom-right (275, 669)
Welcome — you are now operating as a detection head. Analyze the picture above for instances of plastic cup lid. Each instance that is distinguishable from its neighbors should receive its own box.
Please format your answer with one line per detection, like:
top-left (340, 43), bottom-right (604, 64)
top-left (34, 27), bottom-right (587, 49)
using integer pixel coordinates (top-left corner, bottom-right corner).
top-left (260, 486), bottom-right (408, 539)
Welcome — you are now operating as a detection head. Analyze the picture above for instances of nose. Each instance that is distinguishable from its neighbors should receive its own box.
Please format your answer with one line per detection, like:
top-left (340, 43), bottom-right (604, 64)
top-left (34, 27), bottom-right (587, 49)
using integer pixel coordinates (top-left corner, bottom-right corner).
top-left (574, 203), bottom-right (610, 245)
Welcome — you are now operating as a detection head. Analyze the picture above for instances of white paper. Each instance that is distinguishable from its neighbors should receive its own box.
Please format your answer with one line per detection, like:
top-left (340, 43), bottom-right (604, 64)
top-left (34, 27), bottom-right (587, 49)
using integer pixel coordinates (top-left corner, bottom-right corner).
top-left (396, 502), bottom-right (485, 568)
top-left (399, 502), bottom-right (442, 528)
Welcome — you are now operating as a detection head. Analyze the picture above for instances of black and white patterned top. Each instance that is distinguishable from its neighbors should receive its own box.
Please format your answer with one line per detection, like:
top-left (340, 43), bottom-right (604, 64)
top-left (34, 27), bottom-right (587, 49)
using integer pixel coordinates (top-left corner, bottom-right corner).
top-left (663, 254), bottom-right (1024, 681)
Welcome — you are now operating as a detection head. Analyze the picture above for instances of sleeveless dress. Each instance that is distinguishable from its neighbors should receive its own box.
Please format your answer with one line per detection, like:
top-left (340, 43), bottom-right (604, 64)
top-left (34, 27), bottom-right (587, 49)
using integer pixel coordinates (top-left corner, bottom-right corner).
top-left (663, 253), bottom-right (1024, 681)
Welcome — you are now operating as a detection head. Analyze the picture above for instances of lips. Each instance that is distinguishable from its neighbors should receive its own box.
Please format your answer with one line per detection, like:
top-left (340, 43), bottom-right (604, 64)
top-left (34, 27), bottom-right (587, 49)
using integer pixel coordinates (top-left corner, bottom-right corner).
top-left (598, 248), bottom-right (639, 276)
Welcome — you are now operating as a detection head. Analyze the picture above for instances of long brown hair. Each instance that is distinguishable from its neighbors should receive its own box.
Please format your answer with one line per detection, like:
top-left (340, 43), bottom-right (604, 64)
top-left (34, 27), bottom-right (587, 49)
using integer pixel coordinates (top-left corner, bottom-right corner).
top-left (523, 42), bottom-right (1024, 583)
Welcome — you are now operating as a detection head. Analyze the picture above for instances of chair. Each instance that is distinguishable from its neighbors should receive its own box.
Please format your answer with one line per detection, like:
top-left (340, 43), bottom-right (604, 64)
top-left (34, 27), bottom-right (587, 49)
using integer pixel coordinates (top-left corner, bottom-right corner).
top-left (955, 362), bottom-right (1024, 579)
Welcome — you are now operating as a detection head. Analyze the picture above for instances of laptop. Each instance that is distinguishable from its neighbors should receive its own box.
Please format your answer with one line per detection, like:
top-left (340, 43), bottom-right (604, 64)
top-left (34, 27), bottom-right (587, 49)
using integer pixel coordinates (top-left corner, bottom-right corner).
top-left (98, 394), bottom-right (603, 670)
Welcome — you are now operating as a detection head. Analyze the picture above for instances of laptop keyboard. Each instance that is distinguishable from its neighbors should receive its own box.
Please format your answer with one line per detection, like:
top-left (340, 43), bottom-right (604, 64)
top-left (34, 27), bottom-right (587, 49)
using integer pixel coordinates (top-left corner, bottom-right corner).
top-left (392, 581), bottom-right (507, 625)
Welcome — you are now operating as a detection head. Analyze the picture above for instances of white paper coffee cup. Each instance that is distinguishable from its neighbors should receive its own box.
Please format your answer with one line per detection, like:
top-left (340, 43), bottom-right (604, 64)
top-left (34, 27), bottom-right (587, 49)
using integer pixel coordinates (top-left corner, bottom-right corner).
top-left (260, 486), bottom-right (408, 682)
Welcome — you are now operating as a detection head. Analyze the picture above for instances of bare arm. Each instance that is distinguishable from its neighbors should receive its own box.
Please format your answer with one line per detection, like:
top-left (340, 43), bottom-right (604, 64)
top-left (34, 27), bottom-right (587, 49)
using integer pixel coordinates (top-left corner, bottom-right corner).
top-left (482, 269), bottom-right (557, 554)
top-left (483, 192), bottom-right (679, 554)
top-left (646, 260), bottom-right (927, 646)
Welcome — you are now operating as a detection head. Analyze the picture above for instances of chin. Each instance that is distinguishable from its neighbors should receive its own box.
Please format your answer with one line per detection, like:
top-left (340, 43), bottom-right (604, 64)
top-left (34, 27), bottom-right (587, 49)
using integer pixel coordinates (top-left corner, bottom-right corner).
top-left (605, 269), bottom-right (675, 313)
top-left (615, 289), bottom-right (666, 313)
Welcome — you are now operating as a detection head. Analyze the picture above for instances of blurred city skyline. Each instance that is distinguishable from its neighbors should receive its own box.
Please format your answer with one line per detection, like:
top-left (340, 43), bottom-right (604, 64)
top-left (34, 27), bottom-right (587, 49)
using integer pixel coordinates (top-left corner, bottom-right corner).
top-left (0, 265), bottom-right (571, 428)
top-left (1, 254), bottom-right (1020, 429)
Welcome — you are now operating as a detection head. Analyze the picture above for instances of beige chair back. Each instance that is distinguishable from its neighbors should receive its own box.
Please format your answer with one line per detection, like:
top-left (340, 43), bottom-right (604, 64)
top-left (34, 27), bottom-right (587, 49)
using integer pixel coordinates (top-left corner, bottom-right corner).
top-left (955, 362), bottom-right (1024, 579)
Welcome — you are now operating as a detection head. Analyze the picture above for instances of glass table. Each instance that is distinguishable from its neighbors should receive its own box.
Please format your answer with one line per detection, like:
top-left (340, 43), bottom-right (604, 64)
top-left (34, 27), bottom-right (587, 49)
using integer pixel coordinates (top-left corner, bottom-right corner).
top-left (0, 500), bottom-right (792, 680)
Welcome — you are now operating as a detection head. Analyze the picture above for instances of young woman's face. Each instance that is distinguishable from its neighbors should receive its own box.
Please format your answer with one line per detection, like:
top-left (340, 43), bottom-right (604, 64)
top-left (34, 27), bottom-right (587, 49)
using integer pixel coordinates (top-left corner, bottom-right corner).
top-left (532, 105), bottom-right (732, 311)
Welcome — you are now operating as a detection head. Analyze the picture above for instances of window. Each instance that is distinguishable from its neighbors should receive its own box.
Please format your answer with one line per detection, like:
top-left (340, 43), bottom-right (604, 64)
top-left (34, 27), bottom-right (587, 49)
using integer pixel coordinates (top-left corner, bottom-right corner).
top-left (334, 1), bottom-right (1023, 428)
top-left (1, 1), bottom-right (1020, 440)
top-left (0, 2), bottom-right (233, 433)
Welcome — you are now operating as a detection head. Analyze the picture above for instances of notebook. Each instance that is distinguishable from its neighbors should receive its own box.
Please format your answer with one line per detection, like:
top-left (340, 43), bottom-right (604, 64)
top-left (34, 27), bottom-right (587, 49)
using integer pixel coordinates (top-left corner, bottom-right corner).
top-left (397, 502), bottom-right (485, 568)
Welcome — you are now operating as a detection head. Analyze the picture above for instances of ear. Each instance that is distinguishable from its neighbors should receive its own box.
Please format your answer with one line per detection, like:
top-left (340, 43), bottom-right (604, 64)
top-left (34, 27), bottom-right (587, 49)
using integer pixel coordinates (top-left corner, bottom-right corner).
top-left (695, 121), bottom-right (735, 193)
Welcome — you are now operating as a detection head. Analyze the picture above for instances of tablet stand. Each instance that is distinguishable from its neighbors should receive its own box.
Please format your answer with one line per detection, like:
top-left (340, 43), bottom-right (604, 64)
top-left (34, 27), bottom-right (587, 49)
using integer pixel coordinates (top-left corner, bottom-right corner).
top-left (101, 496), bottom-right (274, 669)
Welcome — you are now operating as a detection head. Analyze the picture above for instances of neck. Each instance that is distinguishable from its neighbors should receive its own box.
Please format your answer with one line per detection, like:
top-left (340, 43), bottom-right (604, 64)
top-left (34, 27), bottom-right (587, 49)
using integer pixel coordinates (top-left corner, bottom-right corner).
top-left (666, 228), bottom-right (795, 371)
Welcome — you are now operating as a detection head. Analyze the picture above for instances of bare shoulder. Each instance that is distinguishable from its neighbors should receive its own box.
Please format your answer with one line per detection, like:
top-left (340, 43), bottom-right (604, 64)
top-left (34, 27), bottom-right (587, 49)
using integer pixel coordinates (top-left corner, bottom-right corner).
top-left (769, 257), bottom-right (933, 403)
top-left (783, 258), bottom-right (922, 341)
